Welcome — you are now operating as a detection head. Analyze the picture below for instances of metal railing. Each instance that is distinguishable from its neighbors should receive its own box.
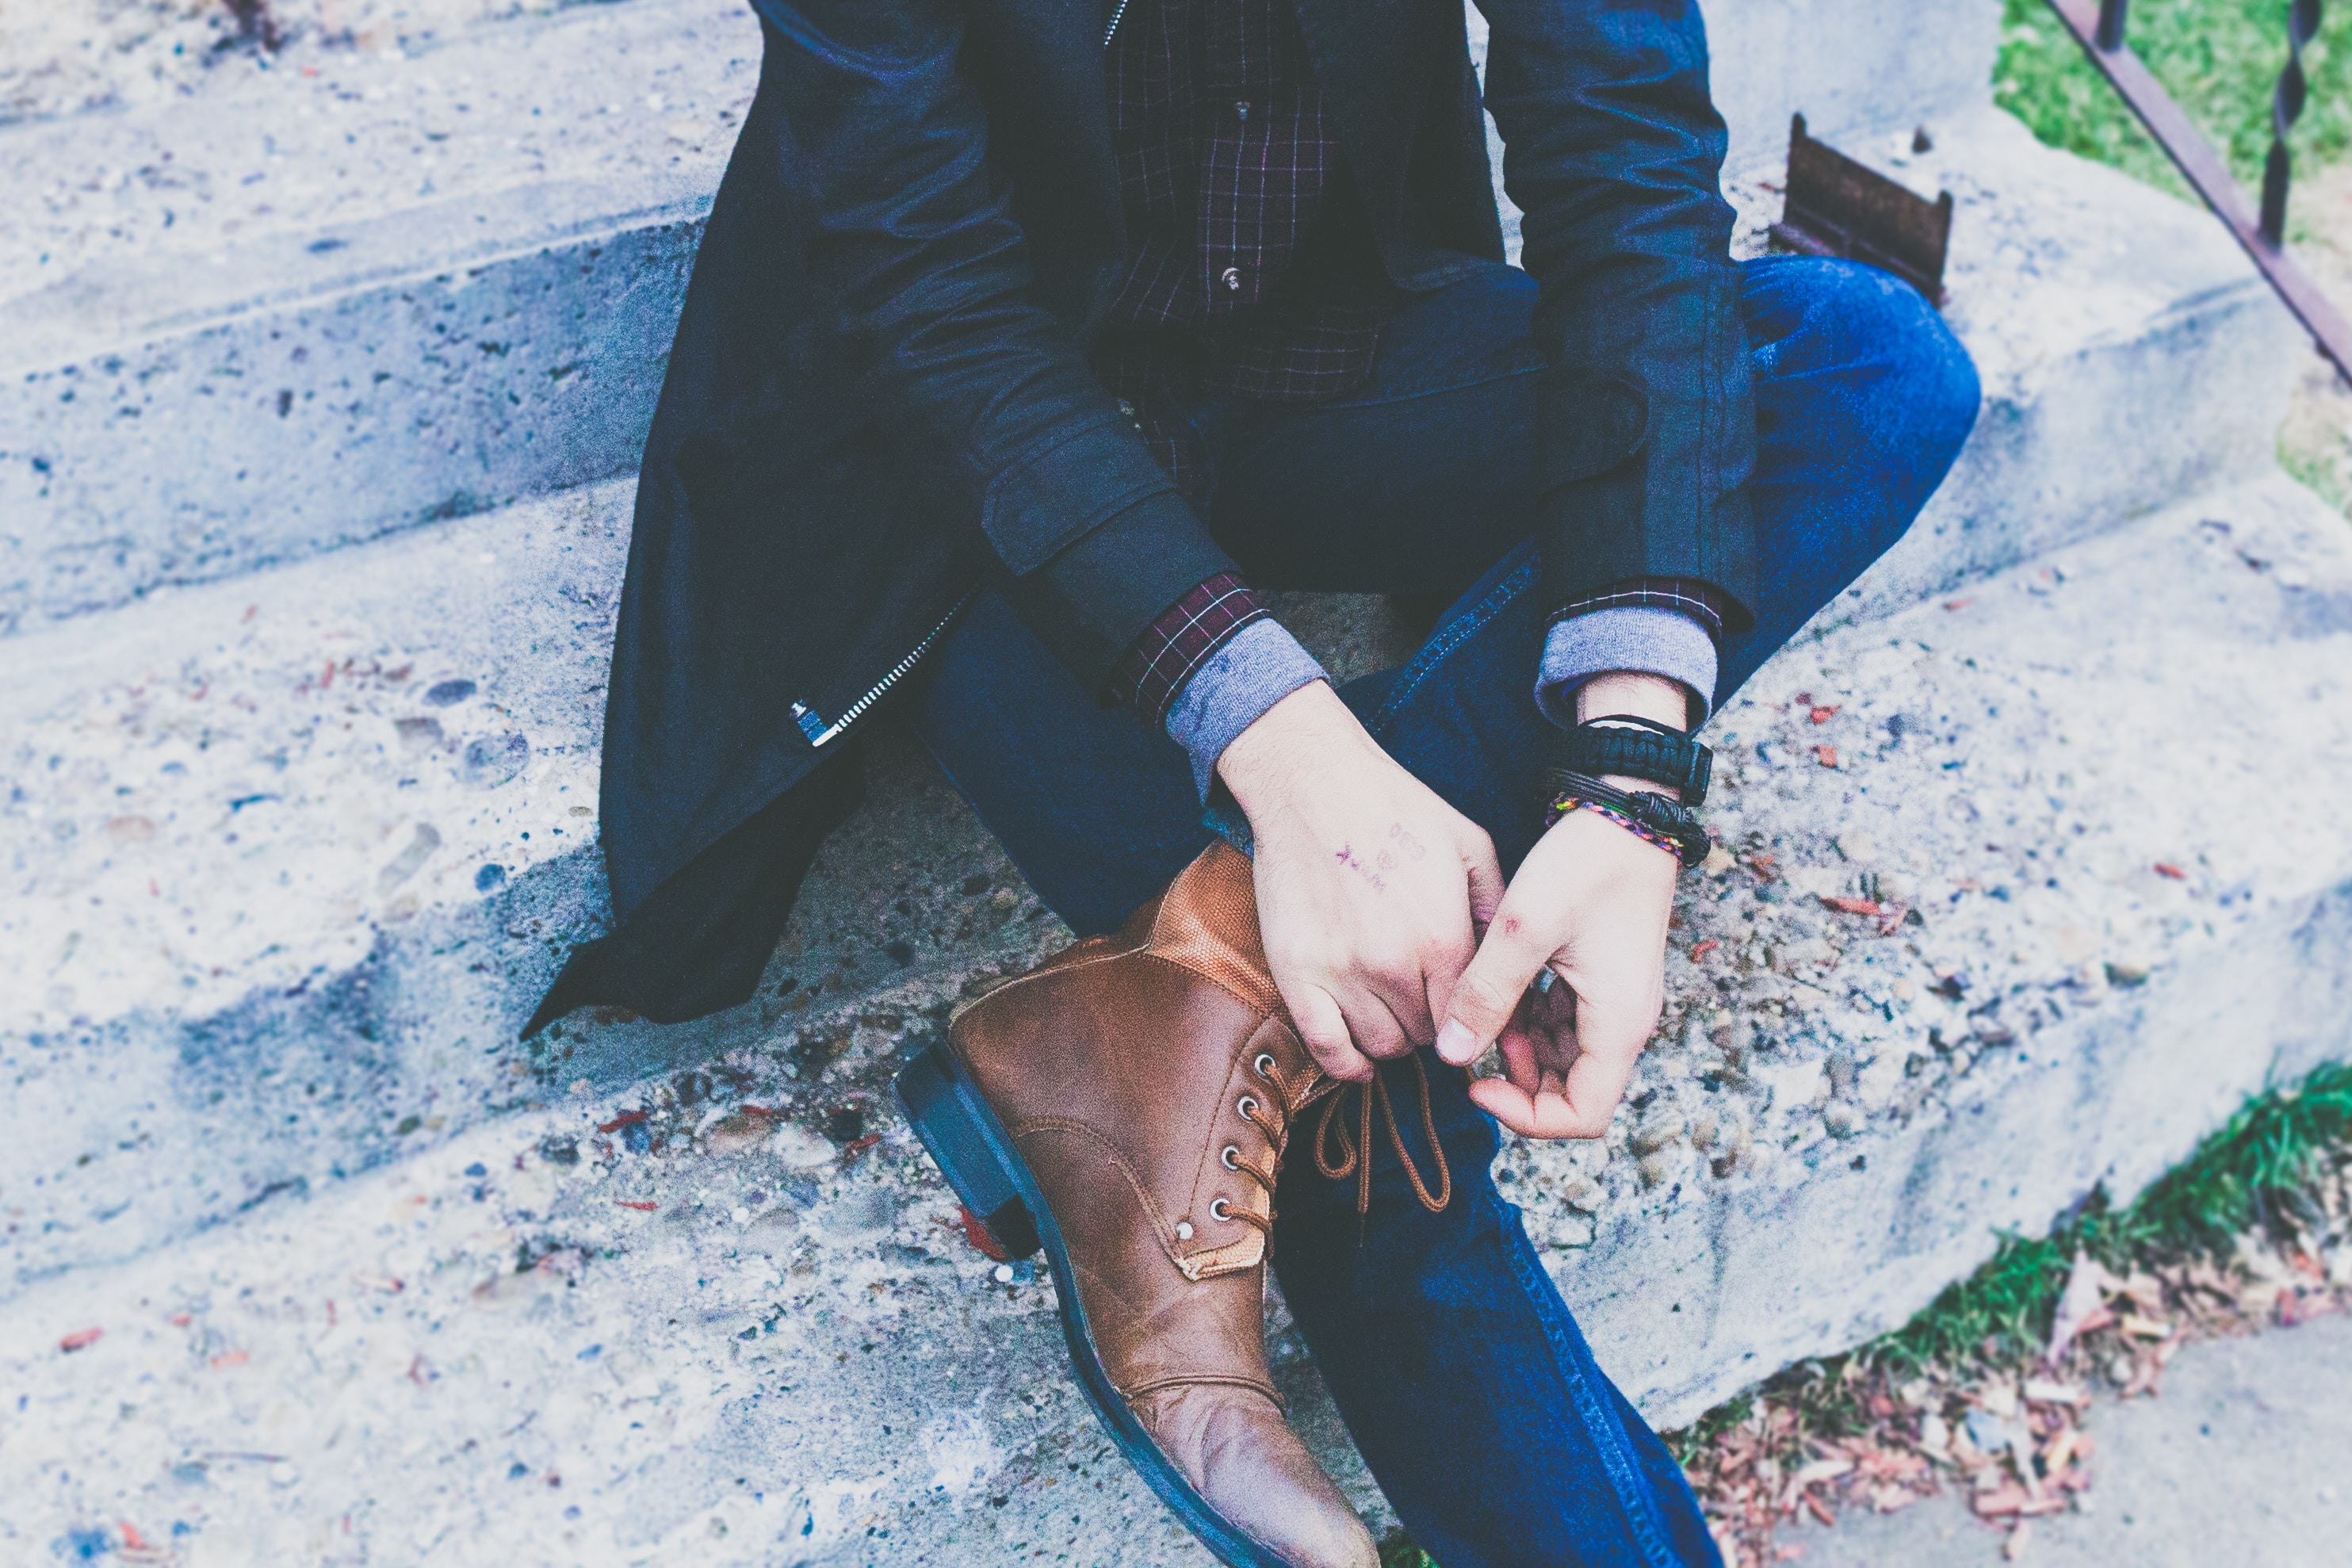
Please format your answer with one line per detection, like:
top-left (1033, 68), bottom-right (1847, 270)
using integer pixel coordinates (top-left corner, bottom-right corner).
top-left (2044, 0), bottom-right (2350, 381)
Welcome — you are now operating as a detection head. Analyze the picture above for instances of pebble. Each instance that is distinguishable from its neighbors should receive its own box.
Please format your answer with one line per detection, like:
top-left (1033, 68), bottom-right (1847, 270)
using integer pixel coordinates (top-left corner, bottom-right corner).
top-left (1825, 1053), bottom-right (1858, 1099)
top-left (701, 1110), bottom-right (778, 1156)
top-left (992, 1264), bottom-right (1015, 1284)
top-left (1636, 1152), bottom-right (1676, 1188)
top-left (767, 1125), bottom-right (837, 1170)
top-left (1822, 1102), bottom-right (1860, 1138)
top-left (1631, 1112), bottom-right (1685, 1157)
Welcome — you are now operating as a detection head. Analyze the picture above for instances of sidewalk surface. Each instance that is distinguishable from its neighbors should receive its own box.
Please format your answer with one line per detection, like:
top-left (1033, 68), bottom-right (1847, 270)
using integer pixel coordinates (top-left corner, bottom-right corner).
top-left (1792, 1312), bottom-right (2352, 1566)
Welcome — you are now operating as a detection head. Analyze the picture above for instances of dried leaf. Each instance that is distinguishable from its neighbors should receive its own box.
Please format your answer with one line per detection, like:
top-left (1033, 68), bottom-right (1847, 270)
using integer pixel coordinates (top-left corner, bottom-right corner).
top-left (1819, 896), bottom-right (1884, 916)
top-left (2045, 1254), bottom-right (2120, 1363)
top-left (1974, 1485), bottom-right (2033, 1517)
top-left (2021, 1378), bottom-right (2086, 1407)
top-left (1792, 1458), bottom-right (1854, 1488)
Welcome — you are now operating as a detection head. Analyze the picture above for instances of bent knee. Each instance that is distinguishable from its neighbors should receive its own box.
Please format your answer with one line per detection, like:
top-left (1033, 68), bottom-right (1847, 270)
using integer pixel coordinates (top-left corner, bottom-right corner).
top-left (1903, 299), bottom-right (1983, 465)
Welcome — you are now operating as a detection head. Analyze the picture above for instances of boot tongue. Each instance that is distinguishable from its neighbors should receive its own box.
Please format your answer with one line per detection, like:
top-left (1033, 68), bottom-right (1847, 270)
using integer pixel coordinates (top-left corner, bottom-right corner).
top-left (1146, 842), bottom-right (1287, 1019)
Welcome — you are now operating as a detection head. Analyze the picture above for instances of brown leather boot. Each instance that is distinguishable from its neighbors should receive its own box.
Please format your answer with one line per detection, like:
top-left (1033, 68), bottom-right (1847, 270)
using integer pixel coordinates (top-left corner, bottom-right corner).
top-left (896, 841), bottom-right (1447, 1568)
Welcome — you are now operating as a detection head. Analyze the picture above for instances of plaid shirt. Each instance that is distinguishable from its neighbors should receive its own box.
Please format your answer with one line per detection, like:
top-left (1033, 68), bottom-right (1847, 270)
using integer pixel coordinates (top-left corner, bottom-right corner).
top-left (1100, 0), bottom-right (1722, 723)
top-left (1096, 0), bottom-right (1387, 498)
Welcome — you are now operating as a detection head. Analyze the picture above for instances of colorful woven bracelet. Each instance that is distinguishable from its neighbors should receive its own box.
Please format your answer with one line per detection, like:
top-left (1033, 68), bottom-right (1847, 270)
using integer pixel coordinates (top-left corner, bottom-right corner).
top-left (1543, 793), bottom-right (1688, 860)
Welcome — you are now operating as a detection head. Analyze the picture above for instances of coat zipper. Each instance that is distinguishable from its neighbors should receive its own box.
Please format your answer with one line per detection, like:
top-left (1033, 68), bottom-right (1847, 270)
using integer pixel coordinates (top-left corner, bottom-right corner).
top-left (797, 3), bottom-right (1120, 753)
top-left (790, 591), bottom-right (973, 748)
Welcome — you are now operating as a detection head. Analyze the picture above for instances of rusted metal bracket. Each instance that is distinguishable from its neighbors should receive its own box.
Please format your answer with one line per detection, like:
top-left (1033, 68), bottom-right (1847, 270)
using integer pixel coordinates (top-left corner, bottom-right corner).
top-left (1769, 114), bottom-right (1955, 304)
top-left (2044, 0), bottom-right (2352, 384)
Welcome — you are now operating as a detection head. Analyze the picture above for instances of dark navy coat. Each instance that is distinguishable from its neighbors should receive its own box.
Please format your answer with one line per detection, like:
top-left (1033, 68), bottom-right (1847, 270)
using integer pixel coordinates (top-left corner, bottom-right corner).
top-left (529, 0), bottom-right (1758, 1033)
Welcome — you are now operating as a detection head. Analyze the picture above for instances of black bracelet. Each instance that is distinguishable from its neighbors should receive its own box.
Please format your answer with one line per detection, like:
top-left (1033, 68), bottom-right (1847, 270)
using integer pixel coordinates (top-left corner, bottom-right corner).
top-left (1550, 713), bottom-right (1714, 806)
top-left (1540, 768), bottom-right (1711, 870)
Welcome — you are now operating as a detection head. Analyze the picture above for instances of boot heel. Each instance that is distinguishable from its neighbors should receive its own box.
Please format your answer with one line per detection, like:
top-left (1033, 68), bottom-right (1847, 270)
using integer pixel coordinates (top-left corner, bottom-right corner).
top-left (895, 1039), bottom-right (1042, 1259)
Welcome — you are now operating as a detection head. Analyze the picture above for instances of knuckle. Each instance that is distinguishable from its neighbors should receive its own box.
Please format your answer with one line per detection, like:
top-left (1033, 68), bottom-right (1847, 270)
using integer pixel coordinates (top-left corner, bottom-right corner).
top-left (1303, 1031), bottom-right (1353, 1063)
top-left (1416, 931), bottom-right (1467, 971)
top-left (1452, 968), bottom-right (1515, 1023)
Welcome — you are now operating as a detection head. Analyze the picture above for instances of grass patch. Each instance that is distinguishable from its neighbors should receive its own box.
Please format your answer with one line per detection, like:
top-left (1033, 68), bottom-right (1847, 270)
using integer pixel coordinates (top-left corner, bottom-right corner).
top-left (1871, 1057), bottom-right (2352, 1378)
top-left (1994, 0), bottom-right (2352, 220)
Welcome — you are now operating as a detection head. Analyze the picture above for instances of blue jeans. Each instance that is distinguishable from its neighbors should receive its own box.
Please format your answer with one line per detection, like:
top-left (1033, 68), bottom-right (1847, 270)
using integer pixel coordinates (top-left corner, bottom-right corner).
top-left (905, 256), bottom-right (1979, 1566)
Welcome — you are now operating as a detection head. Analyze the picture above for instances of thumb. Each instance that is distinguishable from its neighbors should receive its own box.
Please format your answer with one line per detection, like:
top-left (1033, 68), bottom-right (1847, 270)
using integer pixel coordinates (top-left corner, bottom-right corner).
top-left (1434, 899), bottom-right (1554, 1066)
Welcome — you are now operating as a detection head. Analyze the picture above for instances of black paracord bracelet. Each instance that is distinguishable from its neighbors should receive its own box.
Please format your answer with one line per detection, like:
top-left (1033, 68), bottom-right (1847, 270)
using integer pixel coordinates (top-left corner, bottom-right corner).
top-left (1551, 713), bottom-right (1714, 805)
top-left (1539, 768), bottom-right (1711, 870)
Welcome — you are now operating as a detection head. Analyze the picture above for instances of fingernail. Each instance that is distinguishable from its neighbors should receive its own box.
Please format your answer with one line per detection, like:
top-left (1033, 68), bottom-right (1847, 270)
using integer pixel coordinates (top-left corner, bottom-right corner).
top-left (1436, 1019), bottom-right (1477, 1064)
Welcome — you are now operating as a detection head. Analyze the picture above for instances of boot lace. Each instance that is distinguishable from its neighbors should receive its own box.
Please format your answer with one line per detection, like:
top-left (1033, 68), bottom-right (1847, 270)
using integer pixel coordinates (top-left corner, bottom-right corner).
top-left (1214, 1052), bottom-right (1451, 1242)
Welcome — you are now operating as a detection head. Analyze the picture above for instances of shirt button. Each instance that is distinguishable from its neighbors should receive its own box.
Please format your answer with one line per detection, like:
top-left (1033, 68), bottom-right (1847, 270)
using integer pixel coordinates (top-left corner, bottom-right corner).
top-left (1221, 266), bottom-right (1242, 292)
top-left (1233, 100), bottom-right (1249, 120)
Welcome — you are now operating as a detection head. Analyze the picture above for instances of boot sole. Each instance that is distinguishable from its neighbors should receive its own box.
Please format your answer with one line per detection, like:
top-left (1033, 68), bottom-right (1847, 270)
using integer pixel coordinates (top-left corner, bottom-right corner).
top-left (895, 1038), bottom-right (1290, 1568)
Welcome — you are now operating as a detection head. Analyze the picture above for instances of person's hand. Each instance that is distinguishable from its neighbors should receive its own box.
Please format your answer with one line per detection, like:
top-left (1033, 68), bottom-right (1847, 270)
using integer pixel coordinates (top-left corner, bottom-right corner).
top-left (1217, 681), bottom-right (1506, 1084)
top-left (1430, 671), bottom-right (1688, 1138)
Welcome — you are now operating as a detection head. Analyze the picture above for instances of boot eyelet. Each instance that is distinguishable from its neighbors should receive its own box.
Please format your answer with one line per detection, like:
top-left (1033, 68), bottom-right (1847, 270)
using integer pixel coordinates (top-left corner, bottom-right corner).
top-left (1222, 1145), bottom-right (1241, 1170)
top-left (1254, 1053), bottom-right (1275, 1079)
top-left (1209, 1198), bottom-right (1233, 1222)
top-left (1236, 1095), bottom-right (1259, 1122)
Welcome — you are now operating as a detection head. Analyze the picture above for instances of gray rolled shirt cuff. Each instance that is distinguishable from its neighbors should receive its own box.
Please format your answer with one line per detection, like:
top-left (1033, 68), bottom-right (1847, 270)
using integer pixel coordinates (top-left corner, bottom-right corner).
top-left (1164, 618), bottom-right (1329, 800)
top-left (1535, 606), bottom-right (1718, 729)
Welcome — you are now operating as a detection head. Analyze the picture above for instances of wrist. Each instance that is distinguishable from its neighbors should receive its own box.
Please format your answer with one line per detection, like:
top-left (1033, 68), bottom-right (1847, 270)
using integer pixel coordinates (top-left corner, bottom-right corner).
top-left (1214, 679), bottom-right (1352, 816)
top-left (1567, 675), bottom-right (1695, 803)
top-left (1574, 671), bottom-right (1688, 731)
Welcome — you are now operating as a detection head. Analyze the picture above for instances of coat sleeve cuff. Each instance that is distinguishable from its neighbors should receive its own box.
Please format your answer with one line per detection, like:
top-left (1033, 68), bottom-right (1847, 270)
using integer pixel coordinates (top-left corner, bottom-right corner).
top-left (1534, 606), bottom-right (1717, 729)
top-left (996, 489), bottom-right (1239, 697)
top-left (1164, 618), bottom-right (1329, 801)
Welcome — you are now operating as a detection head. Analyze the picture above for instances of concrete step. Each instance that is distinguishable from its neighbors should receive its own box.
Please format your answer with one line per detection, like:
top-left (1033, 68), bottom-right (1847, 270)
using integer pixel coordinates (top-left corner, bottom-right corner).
top-left (0, 477), bottom-right (1070, 1295)
top-left (6, 470), bottom-right (2347, 1565)
top-left (0, 0), bottom-right (754, 633)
